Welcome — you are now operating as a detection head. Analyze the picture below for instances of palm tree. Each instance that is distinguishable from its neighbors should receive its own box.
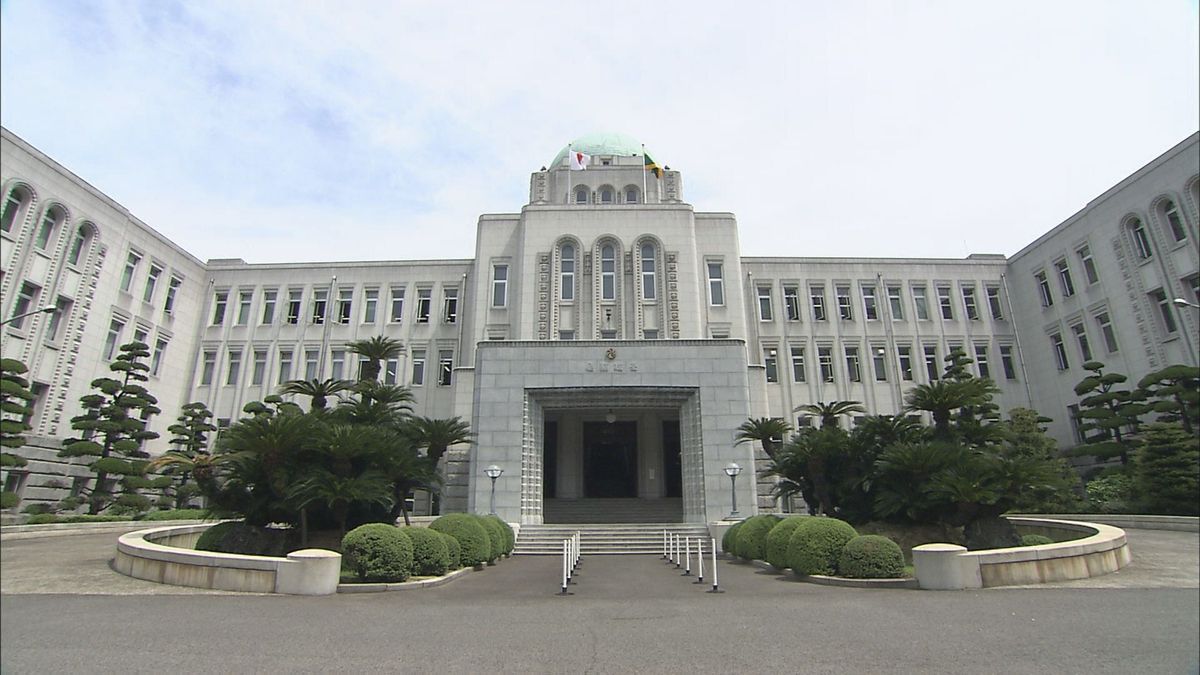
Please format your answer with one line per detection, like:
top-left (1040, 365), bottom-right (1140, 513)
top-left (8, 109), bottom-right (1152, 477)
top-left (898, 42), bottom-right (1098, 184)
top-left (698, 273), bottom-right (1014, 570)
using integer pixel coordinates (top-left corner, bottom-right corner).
top-left (336, 382), bottom-right (414, 427)
top-left (278, 378), bottom-right (353, 412)
top-left (734, 417), bottom-right (792, 460)
top-left (347, 336), bottom-right (404, 383)
top-left (905, 381), bottom-right (989, 440)
top-left (794, 401), bottom-right (865, 429)
top-left (405, 416), bottom-right (473, 465)
top-left (287, 469), bottom-right (393, 539)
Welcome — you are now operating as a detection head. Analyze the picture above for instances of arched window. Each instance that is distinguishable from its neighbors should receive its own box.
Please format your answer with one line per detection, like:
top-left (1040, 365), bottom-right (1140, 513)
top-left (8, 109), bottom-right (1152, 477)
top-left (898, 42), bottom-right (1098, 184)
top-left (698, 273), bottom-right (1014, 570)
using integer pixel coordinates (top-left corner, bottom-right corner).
top-left (34, 205), bottom-right (65, 251)
top-left (599, 186), bottom-right (614, 204)
top-left (1128, 217), bottom-right (1152, 259)
top-left (560, 243), bottom-right (575, 301)
top-left (624, 185), bottom-right (639, 204)
top-left (640, 242), bottom-right (656, 300)
top-left (66, 224), bottom-right (92, 266)
top-left (600, 244), bottom-right (616, 300)
top-left (574, 187), bottom-right (588, 204)
top-left (1161, 199), bottom-right (1187, 242)
top-left (1, 186), bottom-right (32, 234)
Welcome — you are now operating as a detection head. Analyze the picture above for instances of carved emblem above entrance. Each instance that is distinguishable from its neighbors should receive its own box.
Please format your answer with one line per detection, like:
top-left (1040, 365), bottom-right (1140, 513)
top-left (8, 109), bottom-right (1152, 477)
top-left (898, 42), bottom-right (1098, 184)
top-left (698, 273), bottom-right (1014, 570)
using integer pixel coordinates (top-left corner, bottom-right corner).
top-left (605, 348), bottom-right (617, 360)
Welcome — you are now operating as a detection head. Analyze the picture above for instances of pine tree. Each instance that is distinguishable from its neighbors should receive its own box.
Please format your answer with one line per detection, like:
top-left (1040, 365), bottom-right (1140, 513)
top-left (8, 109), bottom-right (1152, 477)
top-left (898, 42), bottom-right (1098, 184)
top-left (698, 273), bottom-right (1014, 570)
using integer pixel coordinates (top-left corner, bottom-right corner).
top-left (1133, 422), bottom-right (1199, 515)
top-left (158, 401), bottom-right (217, 509)
top-left (1, 358), bottom-right (34, 469)
top-left (1137, 365), bottom-right (1200, 435)
top-left (1072, 361), bottom-right (1146, 466)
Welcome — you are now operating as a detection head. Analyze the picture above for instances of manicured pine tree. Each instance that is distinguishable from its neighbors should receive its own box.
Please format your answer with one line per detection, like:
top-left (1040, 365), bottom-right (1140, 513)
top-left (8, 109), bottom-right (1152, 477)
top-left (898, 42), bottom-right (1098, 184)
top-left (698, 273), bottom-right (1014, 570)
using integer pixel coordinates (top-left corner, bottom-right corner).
top-left (161, 401), bottom-right (218, 509)
top-left (1133, 422), bottom-right (1199, 515)
top-left (59, 342), bottom-right (161, 514)
top-left (1136, 365), bottom-right (1200, 436)
top-left (1072, 361), bottom-right (1147, 466)
top-left (1, 358), bottom-right (35, 509)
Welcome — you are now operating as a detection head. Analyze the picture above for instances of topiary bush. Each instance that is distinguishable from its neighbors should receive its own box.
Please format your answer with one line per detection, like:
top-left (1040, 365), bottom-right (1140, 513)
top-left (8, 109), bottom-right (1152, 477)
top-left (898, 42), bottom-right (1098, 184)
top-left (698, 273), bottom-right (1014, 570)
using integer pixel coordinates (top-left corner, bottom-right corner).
top-left (401, 526), bottom-right (451, 576)
top-left (194, 522), bottom-right (297, 556)
top-left (765, 516), bottom-right (809, 569)
top-left (21, 502), bottom-right (53, 515)
top-left (26, 513), bottom-right (60, 524)
top-left (722, 520), bottom-right (746, 557)
top-left (1, 491), bottom-right (18, 509)
top-left (429, 513), bottom-right (491, 567)
top-left (342, 523), bottom-right (414, 582)
top-left (477, 514), bottom-right (506, 562)
top-left (735, 514), bottom-right (782, 561)
top-left (486, 515), bottom-right (515, 555)
top-left (139, 509), bottom-right (209, 521)
top-left (837, 535), bottom-right (905, 579)
top-left (438, 530), bottom-right (462, 570)
top-left (1020, 534), bottom-right (1054, 547)
top-left (787, 517), bottom-right (858, 576)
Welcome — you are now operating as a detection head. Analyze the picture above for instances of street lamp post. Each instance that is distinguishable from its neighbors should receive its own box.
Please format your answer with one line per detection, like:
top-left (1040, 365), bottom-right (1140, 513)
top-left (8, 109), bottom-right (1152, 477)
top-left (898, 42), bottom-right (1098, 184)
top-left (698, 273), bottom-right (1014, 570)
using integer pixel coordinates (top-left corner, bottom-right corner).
top-left (724, 462), bottom-right (742, 518)
top-left (484, 465), bottom-right (503, 515)
top-left (0, 304), bottom-right (55, 328)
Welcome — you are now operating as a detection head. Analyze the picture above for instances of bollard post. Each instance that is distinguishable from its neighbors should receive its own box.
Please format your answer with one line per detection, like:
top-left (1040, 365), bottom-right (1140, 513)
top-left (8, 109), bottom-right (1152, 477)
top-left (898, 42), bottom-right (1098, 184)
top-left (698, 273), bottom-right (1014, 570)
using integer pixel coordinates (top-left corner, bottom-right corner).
top-left (674, 535), bottom-right (681, 569)
top-left (694, 538), bottom-right (705, 584)
top-left (682, 537), bottom-right (692, 576)
top-left (707, 537), bottom-right (723, 593)
top-left (558, 540), bottom-right (571, 595)
top-left (566, 539), bottom-right (575, 585)
top-left (662, 529), bottom-right (668, 560)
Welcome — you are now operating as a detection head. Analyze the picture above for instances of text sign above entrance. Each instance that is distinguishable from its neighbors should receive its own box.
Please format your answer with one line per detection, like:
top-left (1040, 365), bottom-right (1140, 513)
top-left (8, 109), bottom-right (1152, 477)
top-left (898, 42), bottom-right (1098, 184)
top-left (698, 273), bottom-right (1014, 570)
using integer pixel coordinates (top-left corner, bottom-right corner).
top-left (583, 361), bottom-right (640, 373)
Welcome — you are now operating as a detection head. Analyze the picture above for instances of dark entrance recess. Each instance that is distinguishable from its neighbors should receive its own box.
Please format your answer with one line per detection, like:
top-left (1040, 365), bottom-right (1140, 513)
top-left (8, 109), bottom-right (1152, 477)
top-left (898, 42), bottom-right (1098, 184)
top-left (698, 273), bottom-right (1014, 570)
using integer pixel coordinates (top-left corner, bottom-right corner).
top-left (662, 420), bottom-right (682, 498)
top-left (583, 421), bottom-right (638, 498)
top-left (543, 420), bottom-right (558, 498)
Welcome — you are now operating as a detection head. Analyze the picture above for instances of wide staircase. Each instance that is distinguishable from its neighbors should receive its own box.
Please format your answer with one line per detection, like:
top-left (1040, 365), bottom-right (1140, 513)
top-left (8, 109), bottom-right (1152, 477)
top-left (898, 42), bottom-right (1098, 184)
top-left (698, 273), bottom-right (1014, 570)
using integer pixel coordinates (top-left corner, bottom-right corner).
top-left (514, 523), bottom-right (712, 555)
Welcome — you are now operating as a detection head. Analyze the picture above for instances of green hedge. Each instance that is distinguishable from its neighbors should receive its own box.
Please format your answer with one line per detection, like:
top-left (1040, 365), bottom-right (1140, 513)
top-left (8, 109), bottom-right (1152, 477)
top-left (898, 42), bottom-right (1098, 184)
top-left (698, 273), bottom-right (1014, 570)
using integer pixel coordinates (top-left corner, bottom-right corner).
top-left (401, 526), bottom-right (451, 576)
top-left (837, 535), bottom-right (905, 579)
top-left (438, 530), bottom-right (462, 570)
top-left (194, 522), bottom-right (296, 556)
top-left (735, 514), bottom-right (782, 561)
top-left (787, 517), bottom-right (858, 576)
top-left (722, 520), bottom-right (746, 557)
top-left (429, 514), bottom-right (491, 567)
top-left (486, 515), bottom-right (515, 555)
top-left (1020, 534), bottom-right (1054, 547)
top-left (342, 524), bottom-right (413, 582)
top-left (1, 491), bottom-right (18, 509)
top-left (764, 516), bottom-right (808, 569)
top-left (477, 515), bottom-right (506, 562)
top-left (139, 509), bottom-right (210, 521)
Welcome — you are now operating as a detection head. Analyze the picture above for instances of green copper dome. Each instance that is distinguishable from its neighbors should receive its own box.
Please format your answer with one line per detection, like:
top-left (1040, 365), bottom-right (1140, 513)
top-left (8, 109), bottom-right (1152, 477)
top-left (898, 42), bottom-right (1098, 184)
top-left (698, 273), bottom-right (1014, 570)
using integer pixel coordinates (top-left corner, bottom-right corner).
top-left (550, 132), bottom-right (652, 167)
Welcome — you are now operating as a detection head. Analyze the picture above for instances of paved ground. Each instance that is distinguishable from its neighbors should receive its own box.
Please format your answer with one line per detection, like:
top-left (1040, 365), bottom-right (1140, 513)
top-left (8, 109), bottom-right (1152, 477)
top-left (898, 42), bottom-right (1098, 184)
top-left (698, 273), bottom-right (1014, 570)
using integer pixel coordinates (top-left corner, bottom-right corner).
top-left (1, 526), bottom-right (1197, 673)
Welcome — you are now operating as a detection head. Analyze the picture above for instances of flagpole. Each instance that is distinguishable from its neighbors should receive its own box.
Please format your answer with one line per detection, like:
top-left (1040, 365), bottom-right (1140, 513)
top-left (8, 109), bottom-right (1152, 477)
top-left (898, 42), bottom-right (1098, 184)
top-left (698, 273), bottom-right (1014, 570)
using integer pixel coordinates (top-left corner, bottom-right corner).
top-left (641, 144), bottom-right (648, 204)
top-left (567, 142), bottom-right (571, 203)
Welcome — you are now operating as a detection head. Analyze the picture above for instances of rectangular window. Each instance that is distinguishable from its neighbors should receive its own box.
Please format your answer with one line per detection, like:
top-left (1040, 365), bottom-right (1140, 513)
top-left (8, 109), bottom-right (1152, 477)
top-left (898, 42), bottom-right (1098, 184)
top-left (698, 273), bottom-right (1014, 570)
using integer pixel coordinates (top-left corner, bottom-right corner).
top-left (311, 289), bottom-right (327, 325)
top-left (142, 265), bottom-right (162, 304)
top-left (887, 285), bottom-right (904, 321)
top-left (1149, 288), bottom-right (1178, 334)
top-left (1051, 333), bottom-right (1069, 371)
top-left (443, 288), bottom-right (458, 324)
top-left (974, 345), bottom-right (990, 379)
top-left (8, 282), bottom-right (40, 330)
top-left (936, 286), bottom-right (954, 320)
top-left (836, 286), bottom-right (853, 321)
top-left (924, 345), bottom-right (940, 381)
top-left (1035, 271), bottom-right (1053, 307)
top-left (764, 347), bottom-right (778, 383)
top-left (818, 347), bottom-right (835, 383)
top-left (286, 289), bottom-right (302, 325)
top-left (330, 349), bottom-right (345, 381)
top-left (363, 289), bottom-right (378, 323)
top-left (707, 262), bottom-right (725, 306)
top-left (1055, 259), bottom-right (1075, 297)
top-left (133, 326), bottom-right (149, 345)
top-left (601, 252), bottom-right (617, 300)
top-left (236, 290), bottom-right (252, 326)
top-left (961, 285), bottom-right (979, 321)
top-left (278, 350), bottom-right (293, 384)
top-left (861, 285), bottom-right (879, 320)
top-left (251, 350), bottom-right (267, 385)
top-left (845, 346), bottom-right (862, 383)
top-left (986, 286), bottom-right (1003, 320)
top-left (261, 289), bottom-right (277, 324)
top-left (810, 285), bottom-right (827, 321)
top-left (641, 252), bottom-right (656, 300)
top-left (1187, 274), bottom-right (1200, 306)
top-left (871, 346), bottom-right (887, 382)
top-left (64, 229), bottom-right (84, 265)
top-left (492, 265), bottom-right (509, 307)
top-left (411, 350), bottom-right (426, 386)
top-left (200, 350), bottom-right (216, 385)
top-left (912, 285), bottom-right (930, 320)
top-left (1077, 245), bottom-right (1099, 285)
top-left (783, 285), bottom-right (801, 321)
top-left (120, 251), bottom-right (141, 293)
top-left (45, 296), bottom-right (72, 342)
top-left (897, 346), bottom-right (914, 381)
top-left (226, 349), bottom-right (242, 386)
top-left (212, 291), bottom-right (228, 325)
top-left (151, 338), bottom-right (168, 376)
top-left (561, 255), bottom-right (575, 301)
top-left (103, 318), bottom-right (125, 361)
top-left (164, 276), bottom-right (182, 314)
top-left (1000, 345), bottom-right (1017, 380)
top-left (1, 192), bottom-right (22, 233)
top-left (1131, 220), bottom-right (1153, 259)
top-left (643, 329), bottom-right (659, 339)
top-left (559, 330), bottom-right (576, 341)
top-left (757, 285), bottom-right (773, 321)
top-left (1071, 323), bottom-right (1093, 362)
top-left (1165, 203), bottom-right (1188, 242)
top-left (390, 288), bottom-right (405, 323)
top-left (384, 357), bottom-right (399, 385)
top-left (416, 288), bottom-right (432, 323)
top-left (1095, 311), bottom-right (1119, 353)
top-left (438, 350), bottom-right (454, 385)
top-left (337, 288), bottom-right (353, 324)
top-left (34, 212), bottom-right (56, 250)
top-left (600, 329), bottom-right (618, 340)
top-left (790, 346), bottom-right (806, 382)
top-left (304, 349), bottom-right (319, 380)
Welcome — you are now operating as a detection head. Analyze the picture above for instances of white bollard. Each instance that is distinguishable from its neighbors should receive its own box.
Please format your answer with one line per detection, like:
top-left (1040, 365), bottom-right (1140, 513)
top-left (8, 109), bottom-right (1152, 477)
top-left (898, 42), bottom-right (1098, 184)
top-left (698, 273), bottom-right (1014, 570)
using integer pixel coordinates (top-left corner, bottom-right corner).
top-left (708, 537), bottom-right (722, 593)
top-left (695, 538), bottom-right (705, 584)
top-left (662, 530), bottom-right (668, 559)
top-left (683, 537), bottom-right (692, 576)
top-left (560, 540), bottom-right (568, 594)
top-left (674, 534), bottom-right (681, 568)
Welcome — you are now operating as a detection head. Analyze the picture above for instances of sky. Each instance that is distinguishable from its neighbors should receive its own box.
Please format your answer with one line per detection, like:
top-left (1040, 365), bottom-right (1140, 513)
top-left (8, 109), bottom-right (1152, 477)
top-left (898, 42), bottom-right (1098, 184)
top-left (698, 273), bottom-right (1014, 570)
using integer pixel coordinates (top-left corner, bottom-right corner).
top-left (1, 1), bottom-right (1197, 264)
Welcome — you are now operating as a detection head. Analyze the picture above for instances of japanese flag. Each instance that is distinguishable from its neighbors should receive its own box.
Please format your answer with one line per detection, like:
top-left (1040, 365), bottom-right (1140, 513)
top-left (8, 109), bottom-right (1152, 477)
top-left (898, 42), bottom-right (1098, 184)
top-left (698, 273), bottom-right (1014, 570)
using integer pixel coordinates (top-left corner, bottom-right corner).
top-left (569, 149), bottom-right (591, 170)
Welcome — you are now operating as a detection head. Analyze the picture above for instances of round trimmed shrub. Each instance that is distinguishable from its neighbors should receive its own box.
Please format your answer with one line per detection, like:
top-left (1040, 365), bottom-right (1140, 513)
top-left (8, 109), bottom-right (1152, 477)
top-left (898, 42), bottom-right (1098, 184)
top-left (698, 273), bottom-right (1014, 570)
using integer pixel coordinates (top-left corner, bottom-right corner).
top-left (438, 531), bottom-right (462, 570)
top-left (1020, 534), bottom-right (1054, 547)
top-left (765, 516), bottom-right (809, 569)
top-left (342, 523), bottom-right (413, 582)
top-left (722, 520), bottom-right (746, 557)
top-left (837, 535), bottom-right (905, 579)
top-left (735, 514), bottom-right (782, 561)
top-left (429, 513), bottom-right (491, 567)
top-left (477, 515), bottom-right (506, 562)
top-left (401, 526), bottom-right (451, 576)
top-left (786, 517), bottom-right (858, 576)
top-left (486, 515), bottom-right (515, 554)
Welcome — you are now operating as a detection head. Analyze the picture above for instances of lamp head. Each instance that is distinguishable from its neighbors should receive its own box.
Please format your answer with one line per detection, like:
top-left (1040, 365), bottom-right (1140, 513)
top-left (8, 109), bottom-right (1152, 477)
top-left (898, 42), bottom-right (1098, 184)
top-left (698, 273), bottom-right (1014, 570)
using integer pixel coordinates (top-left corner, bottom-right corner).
top-left (484, 465), bottom-right (503, 479)
top-left (724, 462), bottom-right (742, 477)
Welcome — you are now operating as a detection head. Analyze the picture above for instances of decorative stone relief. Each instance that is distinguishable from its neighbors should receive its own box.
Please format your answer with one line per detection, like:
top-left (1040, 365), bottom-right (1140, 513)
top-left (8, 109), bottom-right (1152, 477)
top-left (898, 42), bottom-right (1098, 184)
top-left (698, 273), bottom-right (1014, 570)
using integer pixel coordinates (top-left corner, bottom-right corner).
top-left (1112, 236), bottom-right (1160, 368)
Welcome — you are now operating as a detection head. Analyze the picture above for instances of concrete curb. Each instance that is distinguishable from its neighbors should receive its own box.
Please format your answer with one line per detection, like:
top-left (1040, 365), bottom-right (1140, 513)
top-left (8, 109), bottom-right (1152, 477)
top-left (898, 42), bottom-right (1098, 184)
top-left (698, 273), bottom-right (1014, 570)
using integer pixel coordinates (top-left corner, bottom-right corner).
top-left (337, 565), bottom-right (476, 593)
top-left (0, 520), bottom-right (215, 541)
top-left (738, 556), bottom-right (917, 589)
top-left (1011, 514), bottom-right (1198, 532)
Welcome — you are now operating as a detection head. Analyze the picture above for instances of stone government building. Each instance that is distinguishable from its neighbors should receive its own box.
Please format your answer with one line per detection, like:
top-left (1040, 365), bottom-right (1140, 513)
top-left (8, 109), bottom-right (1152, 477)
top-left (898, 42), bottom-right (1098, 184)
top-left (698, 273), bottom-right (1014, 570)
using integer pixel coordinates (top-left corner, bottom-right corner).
top-left (2, 129), bottom-right (1198, 525)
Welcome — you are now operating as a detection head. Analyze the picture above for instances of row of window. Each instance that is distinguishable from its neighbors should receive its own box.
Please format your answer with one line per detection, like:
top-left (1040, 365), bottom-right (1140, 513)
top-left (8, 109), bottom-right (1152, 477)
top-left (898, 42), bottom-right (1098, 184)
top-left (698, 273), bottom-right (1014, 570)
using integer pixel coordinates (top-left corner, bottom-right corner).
top-left (762, 340), bottom-right (1020, 386)
top-left (197, 346), bottom-right (453, 388)
top-left (210, 283), bottom-right (461, 327)
top-left (572, 184), bottom-right (641, 205)
top-left (2, 188), bottom-right (100, 268)
top-left (1033, 244), bottom-right (1102, 308)
top-left (752, 280), bottom-right (1005, 323)
top-left (1126, 198), bottom-right (1191, 262)
top-left (1046, 308), bottom-right (1121, 372)
top-left (100, 314), bottom-right (172, 376)
top-left (118, 248), bottom-right (184, 313)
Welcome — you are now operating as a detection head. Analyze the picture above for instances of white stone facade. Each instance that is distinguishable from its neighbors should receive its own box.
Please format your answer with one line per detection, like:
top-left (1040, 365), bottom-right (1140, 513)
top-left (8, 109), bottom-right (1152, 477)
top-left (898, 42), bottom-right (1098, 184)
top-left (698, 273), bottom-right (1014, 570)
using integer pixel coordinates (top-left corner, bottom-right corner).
top-left (3, 127), bottom-right (1197, 523)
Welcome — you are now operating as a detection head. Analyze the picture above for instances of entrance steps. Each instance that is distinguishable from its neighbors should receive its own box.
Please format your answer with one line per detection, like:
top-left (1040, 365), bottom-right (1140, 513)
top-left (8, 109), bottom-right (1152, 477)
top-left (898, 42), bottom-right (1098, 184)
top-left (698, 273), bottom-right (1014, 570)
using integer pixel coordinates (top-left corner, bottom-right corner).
top-left (514, 523), bottom-right (711, 555)
top-left (543, 497), bottom-right (683, 524)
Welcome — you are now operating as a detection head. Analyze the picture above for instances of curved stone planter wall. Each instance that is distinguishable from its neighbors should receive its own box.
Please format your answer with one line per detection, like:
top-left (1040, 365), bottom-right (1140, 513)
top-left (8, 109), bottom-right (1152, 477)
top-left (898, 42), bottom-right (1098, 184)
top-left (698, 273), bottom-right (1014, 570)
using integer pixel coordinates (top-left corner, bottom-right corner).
top-left (913, 517), bottom-right (1130, 590)
top-left (114, 524), bottom-right (341, 595)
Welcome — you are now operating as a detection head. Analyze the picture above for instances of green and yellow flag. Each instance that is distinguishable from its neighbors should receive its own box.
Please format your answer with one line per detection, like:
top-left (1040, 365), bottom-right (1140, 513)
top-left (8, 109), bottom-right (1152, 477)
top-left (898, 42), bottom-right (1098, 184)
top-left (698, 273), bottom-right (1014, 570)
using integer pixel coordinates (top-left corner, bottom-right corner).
top-left (643, 150), bottom-right (662, 179)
